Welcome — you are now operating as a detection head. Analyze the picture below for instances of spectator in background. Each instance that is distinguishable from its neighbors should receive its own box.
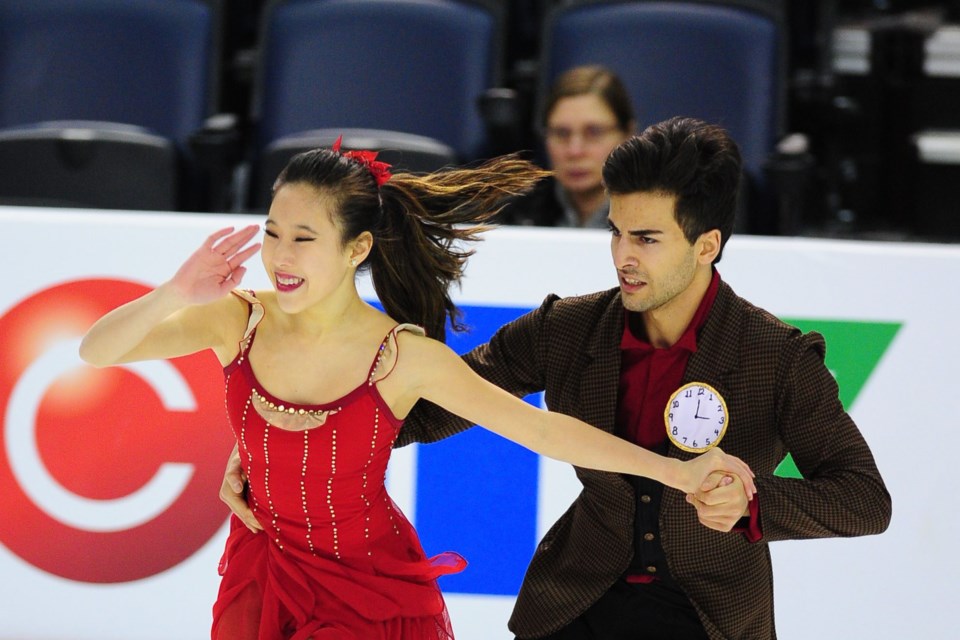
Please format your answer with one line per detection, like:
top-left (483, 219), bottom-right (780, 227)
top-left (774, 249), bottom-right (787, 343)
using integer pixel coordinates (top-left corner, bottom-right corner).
top-left (500, 65), bottom-right (636, 227)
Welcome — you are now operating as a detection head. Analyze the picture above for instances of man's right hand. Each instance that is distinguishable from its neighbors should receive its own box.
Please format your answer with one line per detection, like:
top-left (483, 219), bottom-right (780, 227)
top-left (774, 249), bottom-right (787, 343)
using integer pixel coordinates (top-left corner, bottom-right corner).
top-left (220, 444), bottom-right (262, 533)
top-left (685, 470), bottom-right (750, 532)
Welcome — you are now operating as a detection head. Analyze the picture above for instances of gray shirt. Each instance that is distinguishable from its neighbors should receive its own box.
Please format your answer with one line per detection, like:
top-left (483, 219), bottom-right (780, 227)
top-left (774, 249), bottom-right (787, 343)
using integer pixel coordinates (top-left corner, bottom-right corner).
top-left (555, 181), bottom-right (610, 229)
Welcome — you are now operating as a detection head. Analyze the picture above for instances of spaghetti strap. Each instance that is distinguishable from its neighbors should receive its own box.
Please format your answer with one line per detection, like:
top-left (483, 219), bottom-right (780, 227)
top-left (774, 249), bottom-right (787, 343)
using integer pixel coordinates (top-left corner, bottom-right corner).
top-left (366, 323), bottom-right (425, 385)
top-left (230, 289), bottom-right (264, 356)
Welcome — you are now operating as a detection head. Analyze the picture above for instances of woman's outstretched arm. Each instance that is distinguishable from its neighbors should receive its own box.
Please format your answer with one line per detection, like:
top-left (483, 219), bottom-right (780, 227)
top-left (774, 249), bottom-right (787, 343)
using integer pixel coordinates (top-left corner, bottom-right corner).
top-left (395, 334), bottom-right (756, 498)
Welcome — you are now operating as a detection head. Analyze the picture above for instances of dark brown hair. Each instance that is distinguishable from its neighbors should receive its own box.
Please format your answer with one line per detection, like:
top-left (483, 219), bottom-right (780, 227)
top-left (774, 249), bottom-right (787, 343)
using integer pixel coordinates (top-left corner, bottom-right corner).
top-left (273, 150), bottom-right (550, 340)
top-left (602, 116), bottom-right (742, 263)
top-left (541, 65), bottom-right (635, 132)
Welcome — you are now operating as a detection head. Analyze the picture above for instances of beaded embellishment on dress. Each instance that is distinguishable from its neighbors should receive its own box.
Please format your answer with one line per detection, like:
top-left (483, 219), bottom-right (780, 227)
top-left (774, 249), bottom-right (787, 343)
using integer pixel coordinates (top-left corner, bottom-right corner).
top-left (252, 388), bottom-right (341, 430)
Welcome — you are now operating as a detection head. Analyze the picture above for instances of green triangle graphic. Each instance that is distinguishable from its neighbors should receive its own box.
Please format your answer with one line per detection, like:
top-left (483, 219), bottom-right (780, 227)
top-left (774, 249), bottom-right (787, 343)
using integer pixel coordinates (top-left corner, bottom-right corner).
top-left (772, 319), bottom-right (902, 478)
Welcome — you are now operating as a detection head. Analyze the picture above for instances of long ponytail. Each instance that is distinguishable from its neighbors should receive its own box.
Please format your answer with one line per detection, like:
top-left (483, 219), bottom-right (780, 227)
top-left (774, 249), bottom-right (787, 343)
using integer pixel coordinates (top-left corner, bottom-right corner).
top-left (273, 149), bottom-right (549, 341)
top-left (373, 156), bottom-right (548, 341)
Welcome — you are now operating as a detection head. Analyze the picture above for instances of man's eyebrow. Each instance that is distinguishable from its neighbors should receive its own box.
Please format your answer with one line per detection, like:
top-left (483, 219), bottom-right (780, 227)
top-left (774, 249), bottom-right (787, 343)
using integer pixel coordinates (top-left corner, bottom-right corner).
top-left (606, 219), bottom-right (663, 237)
top-left (607, 218), bottom-right (663, 237)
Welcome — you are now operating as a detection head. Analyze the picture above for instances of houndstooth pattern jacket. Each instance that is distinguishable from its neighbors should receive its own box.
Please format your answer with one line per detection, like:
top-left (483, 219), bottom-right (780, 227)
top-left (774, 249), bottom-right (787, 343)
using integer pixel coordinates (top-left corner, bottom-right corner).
top-left (398, 281), bottom-right (892, 639)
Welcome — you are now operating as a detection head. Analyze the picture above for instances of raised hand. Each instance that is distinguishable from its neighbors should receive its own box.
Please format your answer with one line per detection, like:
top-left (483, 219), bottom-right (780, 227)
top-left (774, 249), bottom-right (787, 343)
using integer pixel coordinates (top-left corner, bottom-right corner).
top-left (675, 448), bottom-right (755, 500)
top-left (169, 226), bottom-right (261, 305)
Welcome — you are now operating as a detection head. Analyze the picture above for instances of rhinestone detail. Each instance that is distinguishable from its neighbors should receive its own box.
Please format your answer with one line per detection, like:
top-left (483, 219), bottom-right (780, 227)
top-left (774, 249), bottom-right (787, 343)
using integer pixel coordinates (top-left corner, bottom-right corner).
top-left (360, 405), bottom-right (380, 556)
top-left (237, 393), bottom-right (262, 517)
top-left (368, 340), bottom-right (388, 385)
top-left (301, 430), bottom-right (315, 555)
top-left (261, 420), bottom-right (282, 550)
top-left (253, 388), bottom-right (340, 425)
top-left (327, 426), bottom-right (339, 558)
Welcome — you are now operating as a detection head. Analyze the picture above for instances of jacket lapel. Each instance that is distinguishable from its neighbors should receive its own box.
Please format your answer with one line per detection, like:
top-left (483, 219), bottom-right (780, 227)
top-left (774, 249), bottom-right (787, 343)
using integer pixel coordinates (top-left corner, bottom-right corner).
top-left (574, 292), bottom-right (624, 435)
top-left (677, 282), bottom-right (742, 458)
top-left (685, 281), bottom-right (742, 384)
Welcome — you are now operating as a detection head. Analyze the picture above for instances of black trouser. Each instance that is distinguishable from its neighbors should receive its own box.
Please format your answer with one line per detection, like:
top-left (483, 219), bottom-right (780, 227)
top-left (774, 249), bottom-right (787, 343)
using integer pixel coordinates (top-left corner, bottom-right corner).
top-left (519, 579), bottom-right (710, 640)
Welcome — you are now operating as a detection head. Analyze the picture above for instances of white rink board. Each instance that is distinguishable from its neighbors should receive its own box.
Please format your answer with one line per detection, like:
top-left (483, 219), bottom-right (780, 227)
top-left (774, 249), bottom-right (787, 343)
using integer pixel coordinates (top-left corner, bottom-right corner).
top-left (0, 206), bottom-right (955, 639)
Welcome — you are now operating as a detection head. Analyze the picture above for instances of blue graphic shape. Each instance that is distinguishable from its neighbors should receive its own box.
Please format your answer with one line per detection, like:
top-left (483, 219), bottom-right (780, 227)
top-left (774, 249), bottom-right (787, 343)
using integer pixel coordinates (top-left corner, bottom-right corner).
top-left (414, 304), bottom-right (541, 596)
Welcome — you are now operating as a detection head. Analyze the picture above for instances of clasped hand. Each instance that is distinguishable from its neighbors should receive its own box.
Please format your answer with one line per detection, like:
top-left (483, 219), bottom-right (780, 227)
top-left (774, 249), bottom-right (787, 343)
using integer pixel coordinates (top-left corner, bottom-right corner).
top-left (676, 447), bottom-right (755, 499)
top-left (685, 471), bottom-right (751, 533)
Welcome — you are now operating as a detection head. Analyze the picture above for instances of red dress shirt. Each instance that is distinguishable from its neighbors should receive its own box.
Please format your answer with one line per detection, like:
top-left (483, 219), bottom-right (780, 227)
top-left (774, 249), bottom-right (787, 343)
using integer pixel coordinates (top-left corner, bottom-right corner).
top-left (618, 271), bottom-right (761, 583)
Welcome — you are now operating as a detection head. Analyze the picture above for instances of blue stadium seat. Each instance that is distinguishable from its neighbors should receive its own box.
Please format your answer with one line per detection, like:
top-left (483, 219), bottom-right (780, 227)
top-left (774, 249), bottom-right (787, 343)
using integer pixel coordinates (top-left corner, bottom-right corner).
top-left (0, 0), bottom-right (223, 211)
top-left (249, 0), bottom-right (504, 208)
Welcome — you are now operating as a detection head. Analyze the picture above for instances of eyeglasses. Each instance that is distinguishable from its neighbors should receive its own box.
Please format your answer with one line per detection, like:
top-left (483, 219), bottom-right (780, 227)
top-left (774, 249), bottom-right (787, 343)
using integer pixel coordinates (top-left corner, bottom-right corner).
top-left (544, 124), bottom-right (620, 146)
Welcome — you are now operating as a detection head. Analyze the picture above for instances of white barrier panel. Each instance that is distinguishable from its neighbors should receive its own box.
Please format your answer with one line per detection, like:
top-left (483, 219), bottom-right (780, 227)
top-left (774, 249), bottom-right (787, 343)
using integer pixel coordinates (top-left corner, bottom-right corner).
top-left (0, 206), bottom-right (956, 639)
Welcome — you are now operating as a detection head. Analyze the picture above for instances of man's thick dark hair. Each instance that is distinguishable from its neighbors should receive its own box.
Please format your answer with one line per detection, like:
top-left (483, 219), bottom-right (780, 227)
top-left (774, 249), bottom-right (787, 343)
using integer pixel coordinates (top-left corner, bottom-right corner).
top-left (602, 116), bottom-right (741, 262)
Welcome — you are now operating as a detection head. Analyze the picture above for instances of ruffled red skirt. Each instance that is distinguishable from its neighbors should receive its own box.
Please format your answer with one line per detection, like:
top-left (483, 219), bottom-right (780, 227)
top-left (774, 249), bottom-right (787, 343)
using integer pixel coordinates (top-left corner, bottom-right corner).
top-left (211, 517), bottom-right (466, 639)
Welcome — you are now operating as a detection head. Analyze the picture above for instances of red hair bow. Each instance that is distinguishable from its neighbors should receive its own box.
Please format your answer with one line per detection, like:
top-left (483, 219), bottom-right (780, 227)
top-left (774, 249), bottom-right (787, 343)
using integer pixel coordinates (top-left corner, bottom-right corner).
top-left (331, 135), bottom-right (393, 187)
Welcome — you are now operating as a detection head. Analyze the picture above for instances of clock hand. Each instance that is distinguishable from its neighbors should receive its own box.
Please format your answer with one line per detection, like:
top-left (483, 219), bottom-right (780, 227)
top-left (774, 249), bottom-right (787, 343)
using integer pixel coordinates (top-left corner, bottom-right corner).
top-left (694, 398), bottom-right (710, 419)
top-left (694, 398), bottom-right (701, 418)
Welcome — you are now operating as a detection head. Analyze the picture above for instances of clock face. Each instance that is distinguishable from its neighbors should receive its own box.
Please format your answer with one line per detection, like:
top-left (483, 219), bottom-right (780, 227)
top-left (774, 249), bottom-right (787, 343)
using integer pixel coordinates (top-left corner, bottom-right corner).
top-left (664, 382), bottom-right (729, 453)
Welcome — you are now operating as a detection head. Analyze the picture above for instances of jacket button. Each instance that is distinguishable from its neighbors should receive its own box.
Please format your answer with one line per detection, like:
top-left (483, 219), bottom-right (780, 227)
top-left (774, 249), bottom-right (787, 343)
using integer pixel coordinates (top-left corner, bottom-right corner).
top-left (643, 532), bottom-right (655, 542)
top-left (640, 494), bottom-right (652, 504)
top-left (646, 565), bottom-right (657, 573)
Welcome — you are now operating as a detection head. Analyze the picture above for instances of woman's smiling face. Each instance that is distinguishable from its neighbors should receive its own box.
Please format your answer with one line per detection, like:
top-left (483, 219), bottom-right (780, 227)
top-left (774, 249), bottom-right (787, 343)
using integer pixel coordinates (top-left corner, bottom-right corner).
top-left (261, 183), bottom-right (357, 315)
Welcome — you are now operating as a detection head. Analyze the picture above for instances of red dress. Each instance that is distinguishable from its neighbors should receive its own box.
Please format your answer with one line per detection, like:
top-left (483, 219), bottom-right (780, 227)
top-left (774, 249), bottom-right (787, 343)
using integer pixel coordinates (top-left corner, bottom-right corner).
top-left (212, 291), bottom-right (466, 639)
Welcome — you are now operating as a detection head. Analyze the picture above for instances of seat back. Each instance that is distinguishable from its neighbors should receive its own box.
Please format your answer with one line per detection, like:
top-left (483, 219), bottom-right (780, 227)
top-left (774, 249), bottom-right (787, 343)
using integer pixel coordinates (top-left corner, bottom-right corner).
top-left (254, 0), bottom-right (502, 163)
top-left (253, 127), bottom-right (458, 209)
top-left (540, 0), bottom-right (785, 197)
top-left (0, 122), bottom-right (177, 210)
top-left (0, 0), bottom-right (219, 149)
top-left (0, 0), bottom-right (222, 210)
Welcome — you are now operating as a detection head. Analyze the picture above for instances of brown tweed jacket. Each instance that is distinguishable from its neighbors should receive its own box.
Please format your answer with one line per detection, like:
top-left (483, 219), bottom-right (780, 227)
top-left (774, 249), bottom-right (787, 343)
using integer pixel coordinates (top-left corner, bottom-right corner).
top-left (398, 281), bottom-right (891, 639)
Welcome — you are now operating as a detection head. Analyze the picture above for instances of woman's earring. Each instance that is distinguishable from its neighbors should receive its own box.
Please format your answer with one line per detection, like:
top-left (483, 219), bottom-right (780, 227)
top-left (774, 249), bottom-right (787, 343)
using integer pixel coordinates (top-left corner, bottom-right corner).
top-left (350, 259), bottom-right (357, 267)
